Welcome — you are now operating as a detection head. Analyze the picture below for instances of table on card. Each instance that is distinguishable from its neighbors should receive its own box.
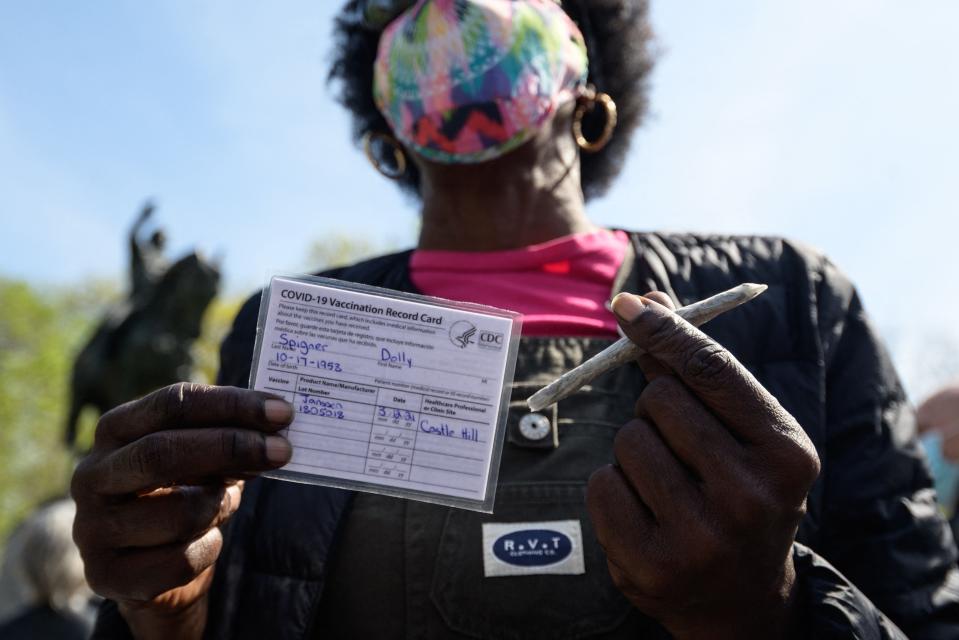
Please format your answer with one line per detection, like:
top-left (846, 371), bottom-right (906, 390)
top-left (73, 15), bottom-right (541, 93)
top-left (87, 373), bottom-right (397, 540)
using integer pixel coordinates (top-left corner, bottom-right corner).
top-left (264, 371), bottom-right (491, 494)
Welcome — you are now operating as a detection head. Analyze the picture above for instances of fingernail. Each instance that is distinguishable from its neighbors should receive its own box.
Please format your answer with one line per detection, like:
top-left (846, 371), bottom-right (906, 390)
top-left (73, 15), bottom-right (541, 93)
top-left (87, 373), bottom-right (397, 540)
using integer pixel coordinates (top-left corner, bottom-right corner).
top-left (265, 436), bottom-right (292, 465)
top-left (611, 293), bottom-right (647, 322)
top-left (264, 399), bottom-right (293, 425)
top-left (224, 484), bottom-right (242, 511)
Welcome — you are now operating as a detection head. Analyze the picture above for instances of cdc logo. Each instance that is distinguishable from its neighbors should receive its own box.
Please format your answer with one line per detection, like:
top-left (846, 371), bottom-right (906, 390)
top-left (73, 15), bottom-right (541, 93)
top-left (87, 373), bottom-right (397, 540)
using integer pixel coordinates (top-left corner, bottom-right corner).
top-left (478, 330), bottom-right (504, 351)
top-left (449, 321), bottom-right (476, 349)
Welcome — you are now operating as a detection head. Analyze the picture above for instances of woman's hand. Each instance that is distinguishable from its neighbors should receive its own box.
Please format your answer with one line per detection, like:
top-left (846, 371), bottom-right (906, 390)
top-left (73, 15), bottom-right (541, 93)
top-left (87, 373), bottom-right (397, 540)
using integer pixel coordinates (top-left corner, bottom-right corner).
top-left (71, 383), bottom-right (293, 640)
top-left (587, 293), bottom-right (820, 640)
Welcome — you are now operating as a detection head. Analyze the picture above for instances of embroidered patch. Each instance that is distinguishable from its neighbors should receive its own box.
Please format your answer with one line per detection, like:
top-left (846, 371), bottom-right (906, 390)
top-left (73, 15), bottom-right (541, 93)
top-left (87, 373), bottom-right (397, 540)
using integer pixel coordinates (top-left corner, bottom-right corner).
top-left (482, 520), bottom-right (585, 577)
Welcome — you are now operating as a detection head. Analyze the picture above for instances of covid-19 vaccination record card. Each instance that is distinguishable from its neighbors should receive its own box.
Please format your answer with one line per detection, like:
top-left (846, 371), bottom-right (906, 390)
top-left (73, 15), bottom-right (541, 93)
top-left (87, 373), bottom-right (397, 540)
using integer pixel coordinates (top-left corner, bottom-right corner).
top-left (250, 275), bottom-right (522, 512)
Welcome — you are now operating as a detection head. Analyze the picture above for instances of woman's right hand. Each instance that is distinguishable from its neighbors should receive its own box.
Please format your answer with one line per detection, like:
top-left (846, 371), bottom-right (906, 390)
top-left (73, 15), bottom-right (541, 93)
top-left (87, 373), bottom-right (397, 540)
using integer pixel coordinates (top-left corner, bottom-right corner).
top-left (71, 383), bottom-right (293, 639)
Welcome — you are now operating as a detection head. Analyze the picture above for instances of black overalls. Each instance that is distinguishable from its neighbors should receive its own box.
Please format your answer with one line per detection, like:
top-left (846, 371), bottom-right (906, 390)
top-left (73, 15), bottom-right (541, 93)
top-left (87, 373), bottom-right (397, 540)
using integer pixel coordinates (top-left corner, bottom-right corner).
top-left (314, 336), bottom-right (667, 638)
top-left (311, 244), bottom-right (671, 638)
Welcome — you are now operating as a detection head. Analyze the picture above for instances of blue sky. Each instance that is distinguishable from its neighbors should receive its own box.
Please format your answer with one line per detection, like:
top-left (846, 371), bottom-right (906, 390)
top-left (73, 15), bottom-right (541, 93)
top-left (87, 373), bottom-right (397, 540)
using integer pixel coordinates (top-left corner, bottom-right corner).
top-left (1, 1), bottom-right (957, 397)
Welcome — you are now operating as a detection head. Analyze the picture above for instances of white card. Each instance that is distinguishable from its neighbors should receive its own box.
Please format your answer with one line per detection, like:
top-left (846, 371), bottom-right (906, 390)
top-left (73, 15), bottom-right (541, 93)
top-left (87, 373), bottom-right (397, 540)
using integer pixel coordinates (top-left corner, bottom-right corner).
top-left (251, 276), bottom-right (521, 512)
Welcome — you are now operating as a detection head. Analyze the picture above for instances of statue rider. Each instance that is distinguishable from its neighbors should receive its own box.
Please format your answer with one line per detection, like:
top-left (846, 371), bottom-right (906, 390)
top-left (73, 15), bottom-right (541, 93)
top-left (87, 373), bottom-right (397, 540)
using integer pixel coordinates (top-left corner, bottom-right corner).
top-left (129, 200), bottom-right (168, 304)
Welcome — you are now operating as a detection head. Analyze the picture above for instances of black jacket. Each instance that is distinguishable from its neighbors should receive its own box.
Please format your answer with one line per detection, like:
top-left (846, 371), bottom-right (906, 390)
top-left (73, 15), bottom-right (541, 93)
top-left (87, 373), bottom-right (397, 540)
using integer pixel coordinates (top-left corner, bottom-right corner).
top-left (94, 232), bottom-right (959, 639)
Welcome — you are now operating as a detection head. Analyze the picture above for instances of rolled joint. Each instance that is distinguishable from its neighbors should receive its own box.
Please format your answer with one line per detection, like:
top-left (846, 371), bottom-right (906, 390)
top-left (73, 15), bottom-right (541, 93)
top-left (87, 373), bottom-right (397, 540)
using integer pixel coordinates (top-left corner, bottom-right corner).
top-left (525, 283), bottom-right (768, 411)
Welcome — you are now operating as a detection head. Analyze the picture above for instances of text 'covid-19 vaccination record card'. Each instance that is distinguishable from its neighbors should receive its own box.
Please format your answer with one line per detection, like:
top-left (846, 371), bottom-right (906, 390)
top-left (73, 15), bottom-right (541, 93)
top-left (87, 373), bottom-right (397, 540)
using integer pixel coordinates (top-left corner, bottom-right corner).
top-left (250, 275), bottom-right (522, 512)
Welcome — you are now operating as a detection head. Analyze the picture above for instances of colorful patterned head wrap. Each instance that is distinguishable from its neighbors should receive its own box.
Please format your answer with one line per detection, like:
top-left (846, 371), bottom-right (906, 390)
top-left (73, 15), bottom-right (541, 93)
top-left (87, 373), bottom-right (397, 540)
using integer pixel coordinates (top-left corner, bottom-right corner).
top-left (373, 0), bottom-right (589, 164)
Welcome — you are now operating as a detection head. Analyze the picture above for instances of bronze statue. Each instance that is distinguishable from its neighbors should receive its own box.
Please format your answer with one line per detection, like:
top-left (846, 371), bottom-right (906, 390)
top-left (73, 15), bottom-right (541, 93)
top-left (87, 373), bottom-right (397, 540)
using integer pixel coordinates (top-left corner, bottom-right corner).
top-left (64, 203), bottom-right (220, 448)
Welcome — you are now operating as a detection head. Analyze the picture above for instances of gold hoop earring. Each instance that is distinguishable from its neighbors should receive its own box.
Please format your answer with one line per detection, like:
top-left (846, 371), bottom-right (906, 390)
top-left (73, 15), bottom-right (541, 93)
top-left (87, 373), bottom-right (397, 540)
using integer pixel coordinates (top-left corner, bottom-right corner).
top-left (572, 86), bottom-right (618, 153)
top-left (362, 131), bottom-right (407, 180)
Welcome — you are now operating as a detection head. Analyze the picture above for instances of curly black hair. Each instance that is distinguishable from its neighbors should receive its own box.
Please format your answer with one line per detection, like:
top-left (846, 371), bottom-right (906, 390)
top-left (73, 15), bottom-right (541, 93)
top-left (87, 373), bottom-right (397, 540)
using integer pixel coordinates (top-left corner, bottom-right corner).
top-left (329, 0), bottom-right (655, 201)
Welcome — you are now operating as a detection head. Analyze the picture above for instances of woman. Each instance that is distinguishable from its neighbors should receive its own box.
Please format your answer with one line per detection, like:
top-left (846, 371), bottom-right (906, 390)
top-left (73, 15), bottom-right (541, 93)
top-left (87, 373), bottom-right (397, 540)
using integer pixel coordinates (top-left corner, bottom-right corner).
top-left (73, 1), bottom-right (958, 638)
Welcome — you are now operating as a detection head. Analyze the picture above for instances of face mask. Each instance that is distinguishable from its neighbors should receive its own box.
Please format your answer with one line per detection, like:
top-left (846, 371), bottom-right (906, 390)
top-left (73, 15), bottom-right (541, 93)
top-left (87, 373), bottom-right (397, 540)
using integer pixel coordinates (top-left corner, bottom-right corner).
top-left (372, 0), bottom-right (589, 164)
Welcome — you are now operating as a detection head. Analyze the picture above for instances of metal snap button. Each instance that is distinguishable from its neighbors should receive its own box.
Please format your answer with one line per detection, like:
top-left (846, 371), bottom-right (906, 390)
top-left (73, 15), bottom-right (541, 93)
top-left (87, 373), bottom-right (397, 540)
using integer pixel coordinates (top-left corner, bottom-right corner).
top-left (518, 413), bottom-right (551, 441)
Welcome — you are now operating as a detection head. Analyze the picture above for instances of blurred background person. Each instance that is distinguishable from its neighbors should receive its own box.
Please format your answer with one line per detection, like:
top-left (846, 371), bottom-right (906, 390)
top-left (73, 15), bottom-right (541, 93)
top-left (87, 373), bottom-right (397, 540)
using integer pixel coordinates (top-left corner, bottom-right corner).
top-left (919, 382), bottom-right (959, 533)
top-left (0, 498), bottom-right (96, 640)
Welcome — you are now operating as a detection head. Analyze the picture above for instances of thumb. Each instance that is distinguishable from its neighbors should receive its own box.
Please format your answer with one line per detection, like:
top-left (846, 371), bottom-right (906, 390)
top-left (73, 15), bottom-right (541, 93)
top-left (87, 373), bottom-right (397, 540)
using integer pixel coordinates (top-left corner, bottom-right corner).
top-left (617, 292), bottom-right (675, 380)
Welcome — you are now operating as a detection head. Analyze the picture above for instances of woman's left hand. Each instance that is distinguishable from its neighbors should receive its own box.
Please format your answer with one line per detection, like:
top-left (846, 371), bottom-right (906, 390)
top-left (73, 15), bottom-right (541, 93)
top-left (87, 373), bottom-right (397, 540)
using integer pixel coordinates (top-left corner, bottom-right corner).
top-left (586, 292), bottom-right (821, 640)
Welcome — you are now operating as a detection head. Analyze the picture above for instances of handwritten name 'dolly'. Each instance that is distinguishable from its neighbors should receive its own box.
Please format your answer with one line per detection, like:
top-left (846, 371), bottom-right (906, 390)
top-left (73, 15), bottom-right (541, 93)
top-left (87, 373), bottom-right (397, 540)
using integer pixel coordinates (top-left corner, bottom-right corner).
top-left (380, 347), bottom-right (413, 369)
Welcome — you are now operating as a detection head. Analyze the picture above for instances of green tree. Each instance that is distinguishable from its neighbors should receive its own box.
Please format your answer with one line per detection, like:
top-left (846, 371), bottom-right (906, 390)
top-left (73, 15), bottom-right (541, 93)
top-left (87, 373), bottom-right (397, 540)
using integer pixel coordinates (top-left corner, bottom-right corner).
top-left (0, 231), bottom-right (385, 552)
top-left (0, 278), bottom-right (113, 548)
top-left (0, 278), bottom-right (245, 552)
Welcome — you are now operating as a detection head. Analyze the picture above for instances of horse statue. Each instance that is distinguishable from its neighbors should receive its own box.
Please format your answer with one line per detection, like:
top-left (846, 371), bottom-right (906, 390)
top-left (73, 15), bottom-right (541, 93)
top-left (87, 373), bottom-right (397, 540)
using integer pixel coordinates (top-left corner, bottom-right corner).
top-left (64, 205), bottom-right (220, 448)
